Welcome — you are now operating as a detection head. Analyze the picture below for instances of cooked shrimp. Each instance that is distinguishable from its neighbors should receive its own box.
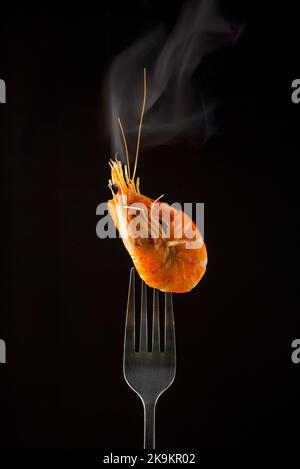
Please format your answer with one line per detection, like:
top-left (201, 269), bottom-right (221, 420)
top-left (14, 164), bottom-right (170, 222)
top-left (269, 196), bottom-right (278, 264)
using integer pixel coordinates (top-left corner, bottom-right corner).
top-left (107, 69), bottom-right (207, 293)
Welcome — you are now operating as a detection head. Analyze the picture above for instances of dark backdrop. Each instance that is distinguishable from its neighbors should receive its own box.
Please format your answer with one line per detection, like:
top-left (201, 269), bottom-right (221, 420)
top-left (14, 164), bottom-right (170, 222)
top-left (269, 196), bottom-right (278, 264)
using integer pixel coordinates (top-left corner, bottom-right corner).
top-left (0, 0), bottom-right (297, 449)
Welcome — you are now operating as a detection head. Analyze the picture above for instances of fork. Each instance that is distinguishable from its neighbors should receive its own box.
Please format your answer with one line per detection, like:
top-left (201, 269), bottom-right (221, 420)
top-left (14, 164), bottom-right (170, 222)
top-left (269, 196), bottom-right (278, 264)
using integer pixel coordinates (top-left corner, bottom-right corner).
top-left (123, 267), bottom-right (176, 449)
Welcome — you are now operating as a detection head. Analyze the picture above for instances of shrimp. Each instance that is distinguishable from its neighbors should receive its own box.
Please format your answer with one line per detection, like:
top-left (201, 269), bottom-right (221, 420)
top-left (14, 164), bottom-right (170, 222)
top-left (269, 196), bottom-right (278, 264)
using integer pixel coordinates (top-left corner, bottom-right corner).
top-left (107, 69), bottom-right (207, 293)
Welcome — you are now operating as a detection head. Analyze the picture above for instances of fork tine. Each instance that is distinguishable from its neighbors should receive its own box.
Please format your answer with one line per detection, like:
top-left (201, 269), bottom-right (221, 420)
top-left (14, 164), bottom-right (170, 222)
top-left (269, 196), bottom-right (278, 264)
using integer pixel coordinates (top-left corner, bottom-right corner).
top-left (139, 280), bottom-right (148, 352)
top-left (164, 292), bottom-right (175, 353)
top-left (152, 289), bottom-right (160, 352)
top-left (124, 267), bottom-right (136, 351)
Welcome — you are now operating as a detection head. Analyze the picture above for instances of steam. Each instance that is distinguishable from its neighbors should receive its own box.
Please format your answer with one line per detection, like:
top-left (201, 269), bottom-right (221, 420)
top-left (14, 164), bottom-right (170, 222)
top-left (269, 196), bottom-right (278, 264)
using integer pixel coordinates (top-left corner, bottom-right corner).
top-left (106, 0), bottom-right (242, 163)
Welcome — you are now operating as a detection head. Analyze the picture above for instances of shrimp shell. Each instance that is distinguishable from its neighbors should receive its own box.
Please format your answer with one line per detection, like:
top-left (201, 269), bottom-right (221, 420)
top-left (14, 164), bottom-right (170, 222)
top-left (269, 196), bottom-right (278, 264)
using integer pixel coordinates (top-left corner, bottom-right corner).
top-left (108, 160), bottom-right (207, 293)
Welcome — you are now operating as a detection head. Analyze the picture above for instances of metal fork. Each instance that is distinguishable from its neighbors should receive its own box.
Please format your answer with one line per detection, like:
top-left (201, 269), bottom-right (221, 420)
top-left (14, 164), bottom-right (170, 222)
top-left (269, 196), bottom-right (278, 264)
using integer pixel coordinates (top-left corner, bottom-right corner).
top-left (123, 267), bottom-right (176, 449)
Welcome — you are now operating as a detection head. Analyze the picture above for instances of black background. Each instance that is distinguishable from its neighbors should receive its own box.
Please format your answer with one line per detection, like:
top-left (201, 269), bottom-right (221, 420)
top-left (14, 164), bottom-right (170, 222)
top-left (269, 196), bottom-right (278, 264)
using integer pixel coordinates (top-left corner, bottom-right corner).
top-left (0, 0), bottom-right (297, 449)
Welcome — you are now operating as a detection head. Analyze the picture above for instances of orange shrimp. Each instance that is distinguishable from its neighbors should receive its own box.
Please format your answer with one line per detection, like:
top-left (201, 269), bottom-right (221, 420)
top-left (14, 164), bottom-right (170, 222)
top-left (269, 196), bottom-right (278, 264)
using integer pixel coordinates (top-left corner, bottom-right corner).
top-left (107, 69), bottom-right (207, 293)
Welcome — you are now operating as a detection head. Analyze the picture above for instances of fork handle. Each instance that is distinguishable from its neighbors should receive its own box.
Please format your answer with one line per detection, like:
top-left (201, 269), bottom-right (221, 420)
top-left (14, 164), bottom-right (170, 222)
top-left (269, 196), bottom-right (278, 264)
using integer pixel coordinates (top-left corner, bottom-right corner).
top-left (143, 400), bottom-right (156, 449)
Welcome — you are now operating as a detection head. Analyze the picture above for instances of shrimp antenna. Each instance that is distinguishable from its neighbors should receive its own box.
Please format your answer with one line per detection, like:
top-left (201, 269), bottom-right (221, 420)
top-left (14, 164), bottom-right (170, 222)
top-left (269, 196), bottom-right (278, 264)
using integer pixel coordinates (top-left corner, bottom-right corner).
top-left (132, 67), bottom-right (147, 182)
top-left (118, 117), bottom-right (130, 180)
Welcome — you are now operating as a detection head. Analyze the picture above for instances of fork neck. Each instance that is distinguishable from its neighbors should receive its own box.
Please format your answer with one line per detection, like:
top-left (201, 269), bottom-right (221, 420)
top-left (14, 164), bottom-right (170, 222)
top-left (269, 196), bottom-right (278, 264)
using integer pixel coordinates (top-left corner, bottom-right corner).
top-left (143, 400), bottom-right (156, 449)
